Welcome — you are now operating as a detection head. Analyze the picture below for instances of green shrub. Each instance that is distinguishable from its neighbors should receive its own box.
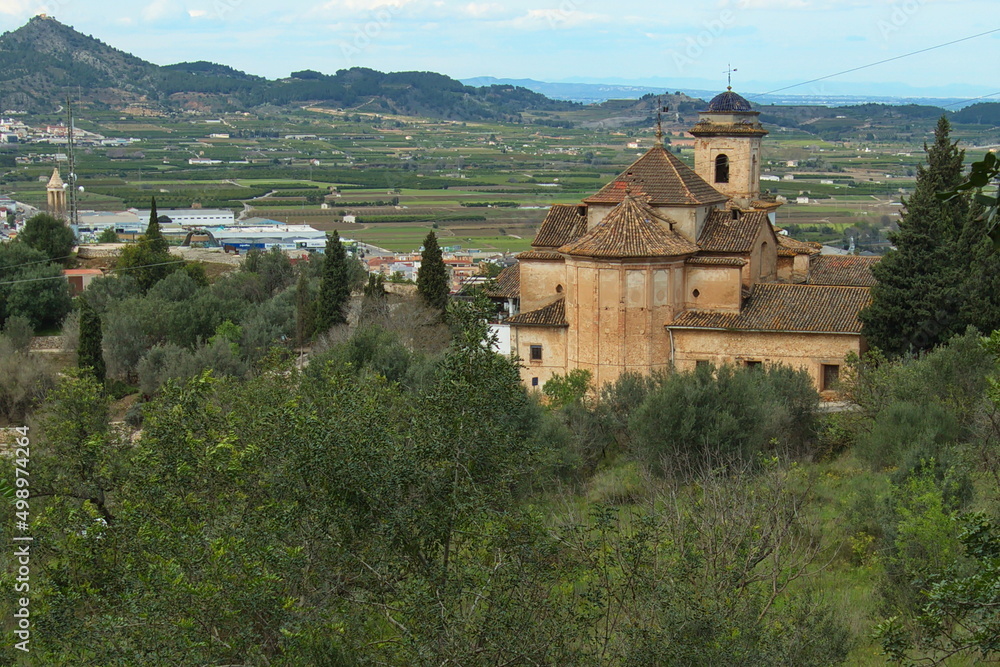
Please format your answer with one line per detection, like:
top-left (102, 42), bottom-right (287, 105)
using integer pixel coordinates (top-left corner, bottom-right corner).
top-left (1, 315), bottom-right (33, 353)
top-left (586, 461), bottom-right (643, 505)
top-left (855, 401), bottom-right (961, 471)
top-left (630, 364), bottom-right (818, 475)
top-left (0, 339), bottom-right (54, 422)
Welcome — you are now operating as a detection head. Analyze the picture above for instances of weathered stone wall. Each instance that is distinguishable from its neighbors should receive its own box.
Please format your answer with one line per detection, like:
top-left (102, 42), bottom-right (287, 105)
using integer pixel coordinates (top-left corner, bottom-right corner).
top-left (693, 136), bottom-right (761, 206)
top-left (513, 325), bottom-right (567, 390)
top-left (76, 244), bottom-right (125, 259)
top-left (519, 258), bottom-right (566, 312)
top-left (684, 264), bottom-right (742, 312)
top-left (669, 328), bottom-right (865, 394)
top-left (564, 257), bottom-right (680, 388)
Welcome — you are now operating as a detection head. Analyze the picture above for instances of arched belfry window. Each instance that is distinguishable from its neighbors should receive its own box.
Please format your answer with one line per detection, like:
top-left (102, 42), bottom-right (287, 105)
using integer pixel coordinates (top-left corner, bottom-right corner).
top-left (715, 154), bottom-right (730, 184)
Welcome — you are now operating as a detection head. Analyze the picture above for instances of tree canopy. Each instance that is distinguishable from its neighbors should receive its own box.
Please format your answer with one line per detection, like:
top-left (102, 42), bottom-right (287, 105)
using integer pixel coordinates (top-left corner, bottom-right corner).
top-left (0, 241), bottom-right (71, 329)
top-left (18, 212), bottom-right (75, 262)
top-left (860, 116), bottom-right (994, 355)
top-left (114, 199), bottom-right (182, 292)
top-left (417, 230), bottom-right (449, 314)
top-left (77, 297), bottom-right (106, 385)
top-left (314, 232), bottom-right (351, 333)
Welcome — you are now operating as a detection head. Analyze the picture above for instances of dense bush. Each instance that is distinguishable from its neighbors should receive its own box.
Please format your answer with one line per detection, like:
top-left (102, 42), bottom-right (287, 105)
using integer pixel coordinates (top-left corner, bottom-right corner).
top-left (630, 363), bottom-right (819, 474)
top-left (2, 315), bottom-right (33, 353)
top-left (845, 327), bottom-right (993, 471)
top-left (0, 243), bottom-right (72, 329)
top-left (18, 213), bottom-right (76, 262)
top-left (137, 339), bottom-right (247, 396)
top-left (0, 337), bottom-right (54, 422)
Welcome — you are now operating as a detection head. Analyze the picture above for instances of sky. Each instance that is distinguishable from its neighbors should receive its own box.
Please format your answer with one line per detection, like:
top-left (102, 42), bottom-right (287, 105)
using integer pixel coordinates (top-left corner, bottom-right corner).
top-left (0, 0), bottom-right (997, 98)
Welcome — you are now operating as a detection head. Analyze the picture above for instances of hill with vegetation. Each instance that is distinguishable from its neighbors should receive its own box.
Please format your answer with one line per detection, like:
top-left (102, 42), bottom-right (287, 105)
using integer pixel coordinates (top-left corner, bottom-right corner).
top-left (0, 16), bottom-right (576, 120)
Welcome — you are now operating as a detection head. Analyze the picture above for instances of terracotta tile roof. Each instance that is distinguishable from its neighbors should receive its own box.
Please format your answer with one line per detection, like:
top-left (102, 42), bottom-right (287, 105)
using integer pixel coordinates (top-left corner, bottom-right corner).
top-left (777, 234), bottom-right (822, 256)
top-left (688, 121), bottom-right (767, 137)
top-left (698, 209), bottom-right (770, 253)
top-left (559, 195), bottom-right (700, 259)
top-left (686, 256), bottom-right (747, 267)
top-left (485, 263), bottom-right (519, 299)
top-left (532, 204), bottom-right (588, 248)
top-left (583, 145), bottom-right (727, 207)
top-left (667, 283), bottom-right (871, 334)
top-left (517, 249), bottom-right (564, 260)
top-left (808, 255), bottom-right (881, 287)
top-left (751, 199), bottom-right (783, 210)
top-left (508, 298), bottom-right (567, 327)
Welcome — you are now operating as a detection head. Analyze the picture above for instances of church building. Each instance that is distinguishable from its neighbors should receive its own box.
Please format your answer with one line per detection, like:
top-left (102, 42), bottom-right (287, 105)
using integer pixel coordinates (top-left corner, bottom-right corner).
top-left (492, 89), bottom-right (877, 396)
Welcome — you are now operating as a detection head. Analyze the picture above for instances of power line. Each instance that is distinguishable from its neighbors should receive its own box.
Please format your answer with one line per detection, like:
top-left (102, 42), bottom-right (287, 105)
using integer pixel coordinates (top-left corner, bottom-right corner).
top-left (0, 258), bottom-right (185, 287)
top-left (0, 254), bottom-right (76, 270)
top-left (942, 91), bottom-right (1000, 109)
top-left (748, 27), bottom-right (1000, 99)
top-left (109, 259), bottom-right (185, 274)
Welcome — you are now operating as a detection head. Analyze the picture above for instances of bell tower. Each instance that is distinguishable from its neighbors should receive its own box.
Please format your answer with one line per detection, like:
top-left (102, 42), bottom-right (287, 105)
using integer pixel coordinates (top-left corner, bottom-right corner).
top-left (46, 168), bottom-right (67, 219)
top-left (689, 87), bottom-right (767, 209)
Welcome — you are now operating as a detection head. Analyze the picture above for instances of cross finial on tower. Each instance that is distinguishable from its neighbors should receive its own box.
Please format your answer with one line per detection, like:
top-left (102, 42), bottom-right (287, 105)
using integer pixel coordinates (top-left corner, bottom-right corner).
top-left (725, 64), bottom-right (737, 91)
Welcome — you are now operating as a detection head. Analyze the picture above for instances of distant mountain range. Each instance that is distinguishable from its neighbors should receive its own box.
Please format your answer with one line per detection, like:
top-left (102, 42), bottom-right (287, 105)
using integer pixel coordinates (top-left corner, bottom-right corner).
top-left (461, 77), bottom-right (993, 109)
top-left (0, 15), bottom-right (994, 123)
top-left (0, 16), bottom-right (576, 120)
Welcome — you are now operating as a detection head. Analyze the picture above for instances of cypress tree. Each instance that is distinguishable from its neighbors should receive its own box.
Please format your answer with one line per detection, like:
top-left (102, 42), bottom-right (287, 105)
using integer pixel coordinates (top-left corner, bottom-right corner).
top-left (860, 116), bottom-right (970, 355)
top-left (145, 197), bottom-right (169, 255)
top-left (315, 232), bottom-right (350, 333)
top-left (417, 231), bottom-right (449, 314)
top-left (295, 270), bottom-right (313, 347)
top-left (78, 298), bottom-right (106, 385)
top-left (958, 200), bottom-right (1000, 335)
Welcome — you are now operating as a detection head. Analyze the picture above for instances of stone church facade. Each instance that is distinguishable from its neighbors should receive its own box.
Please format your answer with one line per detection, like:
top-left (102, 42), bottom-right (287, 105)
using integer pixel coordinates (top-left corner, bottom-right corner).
top-left (492, 89), bottom-right (876, 396)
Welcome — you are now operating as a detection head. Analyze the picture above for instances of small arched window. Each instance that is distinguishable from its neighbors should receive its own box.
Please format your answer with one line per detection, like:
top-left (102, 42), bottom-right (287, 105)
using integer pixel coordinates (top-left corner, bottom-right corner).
top-left (715, 154), bottom-right (730, 184)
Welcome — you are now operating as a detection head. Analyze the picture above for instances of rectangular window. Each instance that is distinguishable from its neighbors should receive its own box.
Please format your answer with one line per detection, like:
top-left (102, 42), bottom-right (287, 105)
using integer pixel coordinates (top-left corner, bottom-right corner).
top-left (529, 345), bottom-right (543, 361)
top-left (745, 360), bottom-right (762, 370)
top-left (822, 364), bottom-right (840, 391)
top-left (695, 360), bottom-right (711, 369)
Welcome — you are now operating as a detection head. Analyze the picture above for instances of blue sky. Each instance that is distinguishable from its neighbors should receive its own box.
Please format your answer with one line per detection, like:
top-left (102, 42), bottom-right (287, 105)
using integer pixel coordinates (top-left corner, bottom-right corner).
top-left (0, 0), bottom-right (996, 98)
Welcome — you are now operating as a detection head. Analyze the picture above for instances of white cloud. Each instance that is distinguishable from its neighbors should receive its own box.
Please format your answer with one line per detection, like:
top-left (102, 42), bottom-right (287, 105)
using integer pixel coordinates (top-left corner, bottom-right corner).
top-left (141, 0), bottom-right (188, 22)
top-left (188, 9), bottom-right (208, 18)
top-left (506, 8), bottom-right (604, 30)
top-left (317, 0), bottom-right (416, 12)
top-left (461, 2), bottom-right (503, 17)
top-left (733, 0), bottom-right (810, 8)
top-left (0, 1), bottom-right (43, 17)
top-left (729, 0), bottom-right (886, 7)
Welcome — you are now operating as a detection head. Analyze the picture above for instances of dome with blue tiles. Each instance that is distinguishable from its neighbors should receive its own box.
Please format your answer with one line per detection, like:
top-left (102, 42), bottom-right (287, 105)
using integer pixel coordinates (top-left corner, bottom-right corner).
top-left (706, 88), bottom-right (753, 112)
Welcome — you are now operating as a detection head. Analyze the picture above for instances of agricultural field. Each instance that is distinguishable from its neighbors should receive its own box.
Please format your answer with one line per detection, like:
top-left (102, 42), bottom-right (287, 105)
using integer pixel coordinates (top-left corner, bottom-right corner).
top-left (2, 100), bottom-right (995, 253)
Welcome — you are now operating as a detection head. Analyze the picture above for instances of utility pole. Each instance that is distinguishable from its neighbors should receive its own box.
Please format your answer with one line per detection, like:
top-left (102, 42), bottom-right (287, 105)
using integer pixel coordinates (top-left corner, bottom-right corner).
top-left (65, 97), bottom-right (79, 229)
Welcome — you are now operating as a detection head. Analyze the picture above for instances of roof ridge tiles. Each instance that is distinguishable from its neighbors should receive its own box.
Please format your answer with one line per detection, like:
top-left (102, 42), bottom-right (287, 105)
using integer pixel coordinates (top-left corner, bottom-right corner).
top-left (559, 195), bottom-right (700, 259)
top-left (584, 145), bottom-right (727, 207)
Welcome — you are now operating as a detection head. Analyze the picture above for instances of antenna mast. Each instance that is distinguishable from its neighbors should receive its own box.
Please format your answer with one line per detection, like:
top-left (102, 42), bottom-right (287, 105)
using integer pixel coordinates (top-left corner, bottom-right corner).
top-left (65, 97), bottom-right (79, 229)
top-left (655, 97), bottom-right (669, 146)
